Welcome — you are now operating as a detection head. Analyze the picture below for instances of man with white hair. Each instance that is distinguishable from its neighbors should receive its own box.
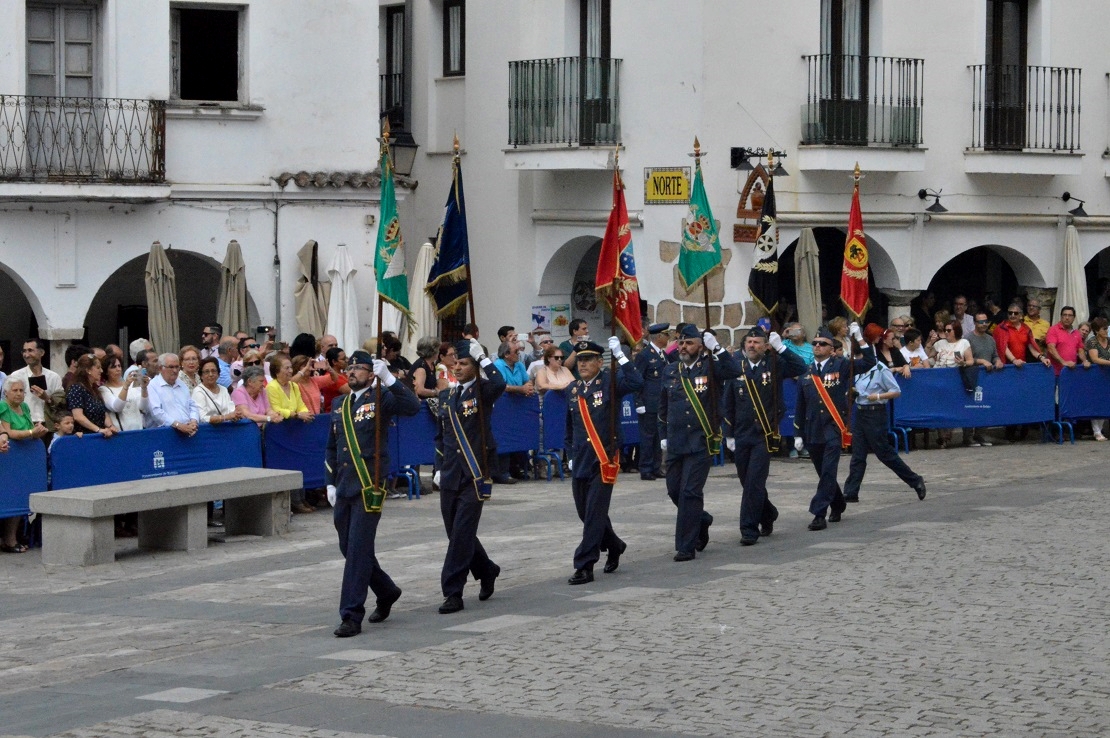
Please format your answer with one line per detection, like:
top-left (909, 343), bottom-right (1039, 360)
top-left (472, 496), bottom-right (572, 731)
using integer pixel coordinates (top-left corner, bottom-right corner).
top-left (147, 353), bottom-right (201, 435)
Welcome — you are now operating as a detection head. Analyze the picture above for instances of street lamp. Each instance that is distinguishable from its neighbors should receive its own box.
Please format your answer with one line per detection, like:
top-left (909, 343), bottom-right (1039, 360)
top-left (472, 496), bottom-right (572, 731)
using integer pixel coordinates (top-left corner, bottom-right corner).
top-left (918, 188), bottom-right (947, 213)
top-left (1062, 191), bottom-right (1088, 217)
top-left (731, 147), bottom-right (789, 176)
top-left (387, 128), bottom-right (419, 177)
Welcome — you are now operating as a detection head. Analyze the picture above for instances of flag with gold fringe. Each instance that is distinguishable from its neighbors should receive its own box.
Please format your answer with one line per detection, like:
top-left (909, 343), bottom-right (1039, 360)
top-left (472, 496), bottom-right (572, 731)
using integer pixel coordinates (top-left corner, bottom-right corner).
top-left (426, 151), bottom-right (471, 318)
top-left (596, 166), bottom-right (643, 345)
top-left (678, 154), bottom-right (722, 291)
top-left (747, 176), bottom-right (779, 315)
top-left (840, 183), bottom-right (870, 321)
top-left (374, 143), bottom-right (412, 324)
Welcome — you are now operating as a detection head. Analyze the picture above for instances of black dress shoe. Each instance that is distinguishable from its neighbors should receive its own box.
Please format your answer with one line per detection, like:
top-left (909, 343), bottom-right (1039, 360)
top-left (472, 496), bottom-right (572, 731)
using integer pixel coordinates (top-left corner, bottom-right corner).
top-left (808, 516), bottom-right (827, 531)
top-left (760, 521), bottom-right (773, 537)
top-left (828, 510), bottom-right (842, 523)
top-left (367, 588), bottom-right (402, 623)
top-left (844, 496), bottom-right (860, 503)
top-left (492, 475), bottom-right (517, 485)
top-left (640, 473), bottom-right (656, 481)
top-left (915, 481), bottom-right (927, 500)
top-left (603, 541), bottom-right (627, 573)
top-left (740, 536), bottom-right (758, 546)
top-left (568, 568), bottom-right (594, 585)
top-left (438, 594), bottom-right (464, 614)
top-left (696, 514), bottom-right (713, 552)
top-left (673, 551), bottom-right (695, 562)
top-left (478, 563), bottom-right (500, 601)
top-left (333, 619), bottom-right (361, 638)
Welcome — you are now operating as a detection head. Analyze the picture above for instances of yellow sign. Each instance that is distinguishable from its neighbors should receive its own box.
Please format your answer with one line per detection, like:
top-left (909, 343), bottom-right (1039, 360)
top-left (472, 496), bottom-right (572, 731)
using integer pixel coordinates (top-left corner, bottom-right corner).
top-left (644, 167), bottom-right (690, 204)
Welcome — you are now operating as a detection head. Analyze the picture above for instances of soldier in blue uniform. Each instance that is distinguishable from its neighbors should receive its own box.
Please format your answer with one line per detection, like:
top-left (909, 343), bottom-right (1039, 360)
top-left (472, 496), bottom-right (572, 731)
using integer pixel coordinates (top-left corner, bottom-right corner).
top-left (565, 337), bottom-right (644, 584)
top-left (326, 351), bottom-right (420, 637)
top-left (633, 323), bottom-right (672, 480)
top-left (723, 327), bottom-right (808, 545)
top-left (658, 325), bottom-right (742, 561)
top-left (794, 323), bottom-right (874, 531)
top-left (434, 338), bottom-right (506, 614)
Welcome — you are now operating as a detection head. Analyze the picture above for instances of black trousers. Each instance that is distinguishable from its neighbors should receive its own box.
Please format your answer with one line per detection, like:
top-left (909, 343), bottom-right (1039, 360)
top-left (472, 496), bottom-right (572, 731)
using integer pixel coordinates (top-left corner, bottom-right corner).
top-left (334, 495), bottom-right (400, 624)
top-left (665, 451), bottom-right (713, 554)
top-left (572, 473), bottom-right (623, 570)
top-left (843, 405), bottom-right (922, 499)
top-left (638, 411), bottom-right (662, 475)
top-left (807, 442), bottom-right (846, 518)
top-left (734, 437), bottom-right (777, 539)
top-left (440, 483), bottom-right (497, 598)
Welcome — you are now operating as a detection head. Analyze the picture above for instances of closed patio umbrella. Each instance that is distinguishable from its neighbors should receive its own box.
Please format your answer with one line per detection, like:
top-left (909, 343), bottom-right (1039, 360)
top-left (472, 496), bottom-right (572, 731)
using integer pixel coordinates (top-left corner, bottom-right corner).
top-left (326, 244), bottom-right (361, 354)
top-left (401, 242), bottom-right (440, 357)
top-left (144, 241), bottom-right (179, 353)
top-left (294, 239), bottom-right (330, 336)
top-left (1056, 224), bottom-right (1088, 324)
top-left (216, 239), bottom-right (248, 335)
top-left (795, 227), bottom-right (823, 339)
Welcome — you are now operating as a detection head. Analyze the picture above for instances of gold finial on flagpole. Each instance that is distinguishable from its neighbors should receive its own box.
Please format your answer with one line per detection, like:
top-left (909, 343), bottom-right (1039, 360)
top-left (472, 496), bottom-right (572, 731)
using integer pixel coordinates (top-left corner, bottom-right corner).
top-left (853, 161), bottom-right (863, 187)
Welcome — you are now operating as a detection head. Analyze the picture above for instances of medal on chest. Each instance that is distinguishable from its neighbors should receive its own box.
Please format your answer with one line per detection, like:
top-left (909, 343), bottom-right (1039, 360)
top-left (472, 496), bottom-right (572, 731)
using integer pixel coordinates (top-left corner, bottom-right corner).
top-left (694, 375), bottom-right (708, 393)
top-left (592, 390), bottom-right (604, 407)
top-left (461, 397), bottom-right (478, 417)
top-left (355, 402), bottom-right (375, 421)
top-left (761, 370), bottom-right (771, 386)
top-left (822, 372), bottom-right (839, 387)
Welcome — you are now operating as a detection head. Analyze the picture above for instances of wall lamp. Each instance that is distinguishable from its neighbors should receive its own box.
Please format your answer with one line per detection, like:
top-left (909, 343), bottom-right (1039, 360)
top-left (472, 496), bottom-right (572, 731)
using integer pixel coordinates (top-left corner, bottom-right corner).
top-left (731, 147), bottom-right (789, 176)
top-left (1062, 192), bottom-right (1087, 217)
top-left (917, 188), bottom-right (947, 213)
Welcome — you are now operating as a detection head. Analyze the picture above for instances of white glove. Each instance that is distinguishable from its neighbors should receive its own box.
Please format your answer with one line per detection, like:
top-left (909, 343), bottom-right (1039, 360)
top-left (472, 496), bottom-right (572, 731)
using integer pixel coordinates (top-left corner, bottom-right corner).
top-left (432, 470), bottom-right (441, 487)
top-left (469, 338), bottom-right (486, 363)
top-left (726, 437), bottom-right (736, 452)
top-left (326, 485), bottom-right (337, 506)
top-left (794, 437), bottom-right (804, 452)
top-left (568, 459), bottom-right (573, 472)
top-left (849, 322), bottom-right (864, 342)
top-left (660, 439), bottom-right (668, 452)
top-left (636, 405), bottom-right (646, 415)
top-left (768, 332), bottom-right (785, 353)
top-left (607, 335), bottom-right (626, 362)
top-left (372, 358), bottom-right (396, 387)
top-left (702, 331), bottom-right (721, 353)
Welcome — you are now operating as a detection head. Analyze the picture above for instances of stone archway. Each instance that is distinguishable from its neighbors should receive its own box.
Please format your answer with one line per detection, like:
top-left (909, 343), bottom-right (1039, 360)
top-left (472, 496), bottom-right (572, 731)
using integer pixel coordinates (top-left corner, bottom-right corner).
top-left (925, 244), bottom-right (1044, 312)
top-left (778, 227), bottom-right (891, 325)
top-left (0, 261), bottom-right (46, 373)
top-left (84, 249), bottom-right (259, 352)
top-left (1084, 246), bottom-right (1110, 320)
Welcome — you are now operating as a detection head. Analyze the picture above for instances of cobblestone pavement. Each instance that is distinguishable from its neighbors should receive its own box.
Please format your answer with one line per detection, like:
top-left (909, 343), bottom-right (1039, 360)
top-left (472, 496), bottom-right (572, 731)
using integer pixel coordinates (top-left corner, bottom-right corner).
top-left (2, 438), bottom-right (1109, 737)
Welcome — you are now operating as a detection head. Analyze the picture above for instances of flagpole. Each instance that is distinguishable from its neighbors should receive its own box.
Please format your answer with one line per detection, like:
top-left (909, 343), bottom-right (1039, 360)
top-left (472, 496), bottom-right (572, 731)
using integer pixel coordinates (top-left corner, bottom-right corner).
top-left (374, 120), bottom-right (392, 493)
top-left (691, 136), bottom-right (720, 452)
top-left (846, 162), bottom-right (863, 424)
top-left (608, 147), bottom-right (621, 466)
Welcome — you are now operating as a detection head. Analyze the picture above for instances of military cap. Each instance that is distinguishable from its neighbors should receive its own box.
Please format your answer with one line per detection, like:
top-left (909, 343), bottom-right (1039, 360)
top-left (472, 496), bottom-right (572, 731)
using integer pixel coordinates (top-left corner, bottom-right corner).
top-left (678, 324), bottom-right (702, 339)
top-left (348, 350), bottom-right (374, 367)
top-left (648, 322), bottom-right (671, 335)
top-left (747, 326), bottom-right (768, 339)
top-left (574, 340), bottom-right (605, 357)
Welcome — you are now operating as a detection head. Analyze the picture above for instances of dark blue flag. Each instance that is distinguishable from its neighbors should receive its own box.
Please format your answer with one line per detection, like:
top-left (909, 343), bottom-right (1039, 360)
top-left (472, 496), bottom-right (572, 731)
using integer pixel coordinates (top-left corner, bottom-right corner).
top-left (426, 153), bottom-right (471, 318)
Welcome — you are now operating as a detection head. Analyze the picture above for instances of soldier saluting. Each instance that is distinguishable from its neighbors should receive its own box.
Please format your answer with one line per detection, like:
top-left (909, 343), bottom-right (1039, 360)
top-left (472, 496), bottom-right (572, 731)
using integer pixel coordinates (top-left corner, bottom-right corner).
top-left (565, 337), bottom-right (644, 584)
top-left (658, 325), bottom-right (742, 561)
top-left (326, 351), bottom-right (420, 638)
top-left (434, 338), bottom-right (506, 614)
top-left (723, 326), bottom-right (808, 546)
top-left (633, 323), bottom-right (672, 480)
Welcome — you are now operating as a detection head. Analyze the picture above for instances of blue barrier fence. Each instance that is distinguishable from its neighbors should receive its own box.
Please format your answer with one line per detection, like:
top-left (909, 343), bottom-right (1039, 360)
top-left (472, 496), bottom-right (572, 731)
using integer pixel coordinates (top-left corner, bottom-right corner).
top-left (1058, 365), bottom-right (1110, 421)
top-left (0, 439), bottom-right (47, 516)
top-left (892, 365), bottom-right (1056, 428)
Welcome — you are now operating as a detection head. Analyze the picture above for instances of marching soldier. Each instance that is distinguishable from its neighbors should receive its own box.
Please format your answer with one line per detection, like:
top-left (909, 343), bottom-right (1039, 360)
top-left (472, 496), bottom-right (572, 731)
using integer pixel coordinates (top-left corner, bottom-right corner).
top-left (434, 338), bottom-right (505, 614)
top-left (633, 323), bottom-right (672, 480)
top-left (659, 325), bottom-right (742, 561)
top-left (794, 322), bottom-right (875, 531)
top-left (565, 337), bottom-right (644, 584)
top-left (723, 327), bottom-right (808, 546)
top-left (326, 351), bottom-right (420, 637)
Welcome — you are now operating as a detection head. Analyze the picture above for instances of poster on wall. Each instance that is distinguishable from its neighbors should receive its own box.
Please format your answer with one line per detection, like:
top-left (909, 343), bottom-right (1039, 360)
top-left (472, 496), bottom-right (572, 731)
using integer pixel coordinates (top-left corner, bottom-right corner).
top-left (532, 304), bottom-right (571, 338)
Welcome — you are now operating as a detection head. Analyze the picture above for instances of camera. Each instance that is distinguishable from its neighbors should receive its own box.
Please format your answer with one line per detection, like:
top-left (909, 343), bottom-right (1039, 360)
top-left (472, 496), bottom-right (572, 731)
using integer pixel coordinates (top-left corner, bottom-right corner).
top-left (256, 325), bottom-right (275, 335)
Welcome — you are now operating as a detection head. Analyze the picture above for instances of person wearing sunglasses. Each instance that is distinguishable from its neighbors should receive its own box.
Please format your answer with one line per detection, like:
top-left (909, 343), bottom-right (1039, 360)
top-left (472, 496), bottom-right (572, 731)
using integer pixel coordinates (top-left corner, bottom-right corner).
top-left (535, 344), bottom-right (574, 394)
top-left (794, 321), bottom-right (874, 531)
top-left (994, 303), bottom-right (1050, 368)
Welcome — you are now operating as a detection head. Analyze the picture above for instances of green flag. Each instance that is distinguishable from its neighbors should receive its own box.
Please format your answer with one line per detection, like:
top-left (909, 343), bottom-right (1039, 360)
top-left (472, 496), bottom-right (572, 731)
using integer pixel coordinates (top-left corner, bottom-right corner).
top-left (375, 149), bottom-right (412, 321)
top-left (677, 161), bottom-right (722, 290)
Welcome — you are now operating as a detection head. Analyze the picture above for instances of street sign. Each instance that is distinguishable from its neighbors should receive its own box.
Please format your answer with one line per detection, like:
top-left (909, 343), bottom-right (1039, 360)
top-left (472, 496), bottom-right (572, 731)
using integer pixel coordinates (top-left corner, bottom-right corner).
top-left (644, 167), bottom-right (690, 204)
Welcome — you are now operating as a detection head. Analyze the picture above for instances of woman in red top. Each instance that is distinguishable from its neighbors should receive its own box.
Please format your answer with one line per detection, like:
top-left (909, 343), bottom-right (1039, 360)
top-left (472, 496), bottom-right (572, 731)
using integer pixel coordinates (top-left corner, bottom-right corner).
top-left (312, 347), bottom-right (350, 411)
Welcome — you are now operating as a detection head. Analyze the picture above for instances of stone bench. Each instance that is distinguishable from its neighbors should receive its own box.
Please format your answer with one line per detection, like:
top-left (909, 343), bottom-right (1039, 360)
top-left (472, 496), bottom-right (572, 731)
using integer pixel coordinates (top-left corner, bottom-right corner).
top-left (29, 467), bottom-right (303, 566)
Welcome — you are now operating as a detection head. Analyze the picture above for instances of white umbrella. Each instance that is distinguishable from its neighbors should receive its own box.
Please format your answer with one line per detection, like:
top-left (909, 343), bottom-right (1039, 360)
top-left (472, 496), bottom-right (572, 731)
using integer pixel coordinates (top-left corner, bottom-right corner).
top-left (1056, 224), bottom-right (1088, 324)
top-left (216, 239), bottom-right (248, 335)
top-left (795, 228), bottom-right (823, 339)
top-left (401, 242), bottom-right (440, 358)
top-left (144, 241), bottom-right (179, 353)
top-left (326, 244), bottom-right (361, 354)
top-left (294, 240), bottom-right (330, 336)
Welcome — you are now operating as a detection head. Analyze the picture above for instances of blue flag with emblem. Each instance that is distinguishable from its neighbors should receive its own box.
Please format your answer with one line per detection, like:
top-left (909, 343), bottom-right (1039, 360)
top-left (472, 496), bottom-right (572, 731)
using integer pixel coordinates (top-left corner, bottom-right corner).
top-left (426, 139), bottom-right (471, 318)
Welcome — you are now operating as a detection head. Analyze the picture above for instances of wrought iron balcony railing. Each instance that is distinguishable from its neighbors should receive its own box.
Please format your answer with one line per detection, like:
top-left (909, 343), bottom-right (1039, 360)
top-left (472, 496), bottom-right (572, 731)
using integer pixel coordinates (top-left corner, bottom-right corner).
top-left (801, 54), bottom-right (924, 146)
top-left (0, 95), bottom-right (165, 183)
top-left (508, 56), bottom-right (621, 147)
top-left (968, 64), bottom-right (1081, 152)
top-left (379, 72), bottom-right (405, 133)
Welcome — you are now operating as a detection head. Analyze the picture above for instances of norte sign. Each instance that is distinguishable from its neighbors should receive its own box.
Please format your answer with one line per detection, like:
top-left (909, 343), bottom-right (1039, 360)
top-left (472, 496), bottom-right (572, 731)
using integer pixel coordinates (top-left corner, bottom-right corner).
top-left (644, 167), bottom-right (690, 204)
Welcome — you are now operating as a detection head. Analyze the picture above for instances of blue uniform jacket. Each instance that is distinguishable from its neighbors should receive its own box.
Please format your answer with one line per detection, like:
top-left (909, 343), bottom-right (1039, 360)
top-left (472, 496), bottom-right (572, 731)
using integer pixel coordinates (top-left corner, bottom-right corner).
top-left (565, 363), bottom-right (644, 479)
top-left (658, 350), bottom-right (742, 455)
top-left (794, 346), bottom-right (876, 446)
top-left (633, 343), bottom-right (671, 414)
top-left (325, 381), bottom-right (421, 496)
top-left (723, 348), bottom-right (808, 443)
top-left (435, 363), bottom-right (507, 489)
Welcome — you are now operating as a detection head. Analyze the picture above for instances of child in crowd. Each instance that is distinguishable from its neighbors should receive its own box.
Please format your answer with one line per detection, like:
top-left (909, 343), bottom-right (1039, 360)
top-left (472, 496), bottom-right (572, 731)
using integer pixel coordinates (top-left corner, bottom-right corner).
top-left (48, 410), bottom-right (82, 452)
top-left (900, 328), bottom-right (932, 368)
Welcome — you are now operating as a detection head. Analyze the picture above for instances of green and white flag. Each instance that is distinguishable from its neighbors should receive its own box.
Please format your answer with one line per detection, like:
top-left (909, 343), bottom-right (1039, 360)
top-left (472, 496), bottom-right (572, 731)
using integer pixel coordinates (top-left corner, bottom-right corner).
top-left (375, 149), bottom-right (412, 321)
top-left (678, 161), bottom-right (722, 290)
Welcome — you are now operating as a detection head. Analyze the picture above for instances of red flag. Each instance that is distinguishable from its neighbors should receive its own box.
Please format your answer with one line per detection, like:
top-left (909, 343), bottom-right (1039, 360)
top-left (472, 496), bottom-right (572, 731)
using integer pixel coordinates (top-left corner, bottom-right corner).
top-left (596, 168), bottom-right (644, 345)
top-left (840, 185), bottom-right (870, 321)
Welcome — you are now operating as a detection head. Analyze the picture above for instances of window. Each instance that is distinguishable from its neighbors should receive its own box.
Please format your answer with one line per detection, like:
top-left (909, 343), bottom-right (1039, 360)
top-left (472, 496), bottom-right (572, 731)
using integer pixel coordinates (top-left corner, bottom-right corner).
top-left (171, 6), bottom-right (242, 102)
top-left (27, 2), bottom-right (98, 97)
top-left (381, 5), bottom-right (406, 129)
top-left (442, 0), bottom-right (464, 77)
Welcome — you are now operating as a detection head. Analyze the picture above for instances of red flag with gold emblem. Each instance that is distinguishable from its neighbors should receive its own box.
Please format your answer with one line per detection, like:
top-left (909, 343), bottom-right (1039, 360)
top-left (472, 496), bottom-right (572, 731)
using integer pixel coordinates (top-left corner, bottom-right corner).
top-left (596, 167), bottom-right (644, 345)
top-left (840, 184), bottom-right (870, 321)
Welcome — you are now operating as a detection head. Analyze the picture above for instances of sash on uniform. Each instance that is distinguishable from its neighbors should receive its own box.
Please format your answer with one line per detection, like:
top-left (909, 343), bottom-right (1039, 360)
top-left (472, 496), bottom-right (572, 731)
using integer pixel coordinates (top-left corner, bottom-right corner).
top-left (811, 373), bottom-right (852, 449)
top-left (577, 395), bottom-right (620, 484)
top-left (680, 368), bottom-right (722, 456)
top-left (446, 390), bottom-right (492, 501)
top-left (341, 394), bottom-right (387, 514)
top-left (744, 370), bottom-right (781, 453)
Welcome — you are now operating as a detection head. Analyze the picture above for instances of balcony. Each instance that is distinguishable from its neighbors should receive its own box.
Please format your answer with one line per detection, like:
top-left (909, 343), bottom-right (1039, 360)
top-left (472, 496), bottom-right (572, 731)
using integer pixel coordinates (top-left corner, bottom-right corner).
top-left (0, 95), bottom-right (165, 185)
top-left (798, 54), bottom-right (926, 173)
top-left (505, 56), bottom-right (621, 170)
top-left (379, 72), bottom-right (405, 133)
top-left (965, 64), bottom-right (1082, 176)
